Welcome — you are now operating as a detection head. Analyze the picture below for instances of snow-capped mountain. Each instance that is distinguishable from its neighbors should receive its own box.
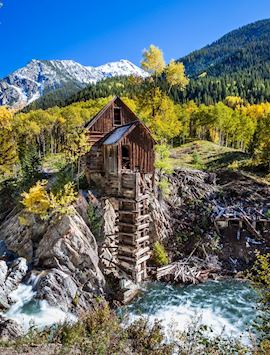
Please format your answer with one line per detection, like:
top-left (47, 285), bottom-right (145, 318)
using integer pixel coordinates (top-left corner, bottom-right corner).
top-left (0, 59), bottom-right (148, 109)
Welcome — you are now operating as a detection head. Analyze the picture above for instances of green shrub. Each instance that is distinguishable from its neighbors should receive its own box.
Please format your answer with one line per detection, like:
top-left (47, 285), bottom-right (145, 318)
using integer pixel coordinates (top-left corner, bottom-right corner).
top-left (0, 304), bottom-right (254, 354)
top-left (87, 203), bottom-right (102, 238)
top-left (152, 241), bottom-right (169, 266)
top-left (158, 177), bottom-right (171, 198)
top-left (191, 151), bottom-right (205, 169)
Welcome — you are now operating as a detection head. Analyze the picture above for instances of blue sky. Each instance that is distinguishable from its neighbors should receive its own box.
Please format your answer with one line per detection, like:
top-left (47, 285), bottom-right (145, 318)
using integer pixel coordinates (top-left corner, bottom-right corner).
top-left (0, 0), bottom-right (270, 78)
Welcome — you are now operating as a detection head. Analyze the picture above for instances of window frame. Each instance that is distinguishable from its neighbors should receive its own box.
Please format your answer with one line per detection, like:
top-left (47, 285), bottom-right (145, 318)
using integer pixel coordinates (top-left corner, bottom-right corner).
top-left (113, 107), bottom-right (122, 126)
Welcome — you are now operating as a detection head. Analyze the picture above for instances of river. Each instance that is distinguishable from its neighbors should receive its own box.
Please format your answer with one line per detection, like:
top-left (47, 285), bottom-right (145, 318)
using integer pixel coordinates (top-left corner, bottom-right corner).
top-left (121, 280), bottom-right (258, 344)
top-left (2, 278), bottom-right (258, 344)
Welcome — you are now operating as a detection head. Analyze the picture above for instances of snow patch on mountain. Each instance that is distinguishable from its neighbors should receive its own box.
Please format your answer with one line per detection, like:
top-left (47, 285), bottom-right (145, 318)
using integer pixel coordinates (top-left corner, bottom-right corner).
top-left (0, 59), bottom-right (148, 109)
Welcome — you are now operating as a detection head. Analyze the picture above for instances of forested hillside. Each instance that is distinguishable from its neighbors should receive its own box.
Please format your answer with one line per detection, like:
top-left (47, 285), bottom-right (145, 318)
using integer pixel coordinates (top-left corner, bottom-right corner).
top-left (176, 19), bottom-right (270, 104)
top-left (24, 19), bottom-right (270, 110)
top-left (180, 19), bottom-right (270, 78)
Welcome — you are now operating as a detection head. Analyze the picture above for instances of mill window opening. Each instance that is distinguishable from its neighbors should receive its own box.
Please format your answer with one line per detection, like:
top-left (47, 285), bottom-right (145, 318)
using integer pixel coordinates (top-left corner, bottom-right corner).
top-left (122, 145), bottom-right (130, 169)
top-left (113, 107), bottom-right (122, 126)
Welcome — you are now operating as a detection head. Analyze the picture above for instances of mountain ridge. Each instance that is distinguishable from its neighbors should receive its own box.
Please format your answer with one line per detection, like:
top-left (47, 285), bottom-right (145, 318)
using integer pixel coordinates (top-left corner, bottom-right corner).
top-left (0, 59), bottom-right (148, 109)
top-left (179, 18), bottom-right (270, 78)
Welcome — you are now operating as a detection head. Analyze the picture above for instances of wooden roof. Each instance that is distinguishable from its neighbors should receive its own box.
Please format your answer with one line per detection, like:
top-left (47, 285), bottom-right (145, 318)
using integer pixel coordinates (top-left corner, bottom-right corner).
top-left (103, 122), bottom-right (136, 145)
top-left (84, 96), bottom-right (138, 129)
top-left (99, 120), bottom-right (155, 146)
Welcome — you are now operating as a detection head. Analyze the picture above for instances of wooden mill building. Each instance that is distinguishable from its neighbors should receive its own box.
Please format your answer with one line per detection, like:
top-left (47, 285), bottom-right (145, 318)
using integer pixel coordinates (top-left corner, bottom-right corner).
top-left (85, 97), bottom-right (155, 283)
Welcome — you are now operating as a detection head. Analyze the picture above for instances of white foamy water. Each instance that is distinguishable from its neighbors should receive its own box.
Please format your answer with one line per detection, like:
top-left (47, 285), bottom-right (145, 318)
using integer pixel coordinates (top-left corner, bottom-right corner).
top-left (2, 274), bottom-right (76, 331)
top-left (121, 280), bottom-right (258, 344)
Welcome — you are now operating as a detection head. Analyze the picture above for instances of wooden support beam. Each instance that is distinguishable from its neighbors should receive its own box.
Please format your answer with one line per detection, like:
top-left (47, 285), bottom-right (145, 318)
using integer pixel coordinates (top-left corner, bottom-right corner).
top-left (135, 246), bottom-right (150, 257)
top-left (136, 253), bottom-right (151, 265)
top-left (136, 235), bottom-right (150, 244)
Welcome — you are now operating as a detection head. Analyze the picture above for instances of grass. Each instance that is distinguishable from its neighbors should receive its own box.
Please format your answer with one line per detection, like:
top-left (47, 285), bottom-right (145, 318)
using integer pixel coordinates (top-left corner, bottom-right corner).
top-left (42, 153), bottom-right (67, 173)
top-left (169, 140), bottom-right (250, 171)
top-left (0, 303), bottom-right (250, 355)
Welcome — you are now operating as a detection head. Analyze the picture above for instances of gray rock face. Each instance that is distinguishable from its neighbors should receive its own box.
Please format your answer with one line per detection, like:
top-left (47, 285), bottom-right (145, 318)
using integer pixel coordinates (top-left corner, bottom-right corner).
top-left (35, 212), bottom-right (104, 289)
top-left (0, 203), bottom-right (105, 313)
top-left (0, 258), bottom-right (28, 310)
top-left (0, 214), bottom-right (33, 259)
top-left (5, 258), bottom-right (28, 294)
top-left (0, 59), bottom-right (148, 109)
top-left (0, 315), bottom-right (23, 341)
top-left (35, 269), bottom-right (78, 312)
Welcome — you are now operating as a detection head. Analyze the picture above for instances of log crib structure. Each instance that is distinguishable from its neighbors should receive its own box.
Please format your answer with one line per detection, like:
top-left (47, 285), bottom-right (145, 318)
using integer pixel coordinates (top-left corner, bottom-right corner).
top-left (85, 97), bottom-right (155, 283)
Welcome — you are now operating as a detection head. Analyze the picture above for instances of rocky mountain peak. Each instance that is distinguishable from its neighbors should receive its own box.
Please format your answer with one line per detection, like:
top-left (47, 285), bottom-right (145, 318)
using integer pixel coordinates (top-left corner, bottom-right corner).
top-left (0, 59), bottom-right (147, 109)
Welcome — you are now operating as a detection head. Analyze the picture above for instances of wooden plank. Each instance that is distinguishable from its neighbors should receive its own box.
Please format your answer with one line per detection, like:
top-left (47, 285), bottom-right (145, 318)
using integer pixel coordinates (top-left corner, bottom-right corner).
top-left (118, 210), bottom-right (139, 215)
top-left (137, 214), bottom-right (150, 222)
top-left (118, 245), bottom-right (137, 254)
top-left (137, 222), bottom-right (149, 231)
top-left (136, 253), bottom-right (151, 265)
top-left (136, 235), bottom-right (150, 244)
top-left (118, 255), bottom-right (136, 263)
top-left (135, 246), bottom-right (150, 257)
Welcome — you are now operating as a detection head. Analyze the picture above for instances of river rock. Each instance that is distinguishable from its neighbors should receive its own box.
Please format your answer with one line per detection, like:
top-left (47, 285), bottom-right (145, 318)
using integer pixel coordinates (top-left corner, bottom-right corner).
top-left (0, 258), bottom-right (28, 310)
top-left (0, 261), bottom-right (9, 309)
top-left (34, 209), bottom-right (105, 312)
top-left (5, 258), bottom-right (28, 294)
top-left (0, 200), bottom-right (105, 313)
top-left (0, 315), bottom-right (23, 341)
top-left (35, 269), bottom-right (78, 312)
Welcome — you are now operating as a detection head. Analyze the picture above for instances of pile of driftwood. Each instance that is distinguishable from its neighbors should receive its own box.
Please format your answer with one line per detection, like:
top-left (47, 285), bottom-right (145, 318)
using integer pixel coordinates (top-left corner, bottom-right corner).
top-left (212, 204), bottom-right (269, 221)
top-left (156, 255), bottom-right (221, 284)
top-left (212, 203), bottom-right (270, 241)
top-left (167, 168), bottom-right (217, 206)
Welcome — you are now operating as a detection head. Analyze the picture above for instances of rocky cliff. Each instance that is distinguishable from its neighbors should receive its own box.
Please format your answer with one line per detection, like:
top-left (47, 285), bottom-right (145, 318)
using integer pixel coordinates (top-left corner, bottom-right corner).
top-left (0, 196), bottom-right (105, 315)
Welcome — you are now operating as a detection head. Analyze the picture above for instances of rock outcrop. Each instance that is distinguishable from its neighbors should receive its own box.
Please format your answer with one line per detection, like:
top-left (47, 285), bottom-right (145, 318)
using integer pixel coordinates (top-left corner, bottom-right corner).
top-left (0, 258), bottom-right (28, 310)
top-left (0, 200), bottom-right (105, 313)
top-left (35, 269), bottom-right (78, 312)
top-left (0, 316), bottom-right (23, 341)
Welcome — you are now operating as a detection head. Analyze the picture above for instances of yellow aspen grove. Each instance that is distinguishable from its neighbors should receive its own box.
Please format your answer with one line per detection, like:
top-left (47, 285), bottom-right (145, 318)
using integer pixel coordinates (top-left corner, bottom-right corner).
top-left (0, 107), bottom-right (18, 178)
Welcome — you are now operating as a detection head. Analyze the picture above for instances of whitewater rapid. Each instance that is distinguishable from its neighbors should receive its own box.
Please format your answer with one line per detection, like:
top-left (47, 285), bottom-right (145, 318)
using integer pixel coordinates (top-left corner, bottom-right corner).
top-left (1, 274), bottom-right (76, 331)
top-left (121, 280), bottom-right (258, 344)
top-left (1, 271), bottom-right (258, 343)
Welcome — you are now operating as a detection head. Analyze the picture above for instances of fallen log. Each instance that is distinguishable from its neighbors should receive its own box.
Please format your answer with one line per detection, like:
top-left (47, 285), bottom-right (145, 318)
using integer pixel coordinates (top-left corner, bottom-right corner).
top-left (156, 255), bottom-right (221, 284)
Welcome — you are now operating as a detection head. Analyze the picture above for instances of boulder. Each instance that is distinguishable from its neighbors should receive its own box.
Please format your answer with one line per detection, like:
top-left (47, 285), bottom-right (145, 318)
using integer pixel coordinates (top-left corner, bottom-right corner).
top-left (0, 261), bottom-right (9, 309)
top-left (0, 315), bottom-right (23, 341)
top-left (0, 213), bottom-right (44, 260)
top-left (5, 258), bottom-right (28, 294)
top-left (0, 258), bottom-right (28, 310)
top-left (35, 269), bottom-right (78, 312)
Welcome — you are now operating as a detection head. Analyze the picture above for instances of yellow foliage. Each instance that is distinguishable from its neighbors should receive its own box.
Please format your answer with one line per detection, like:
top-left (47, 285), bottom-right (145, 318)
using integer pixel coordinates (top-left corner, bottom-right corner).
top-left (49, 182), bottom-right (77, 216)
top-left (166, 60), bottom-right (189, 91)
top-left (141, 44), bottom-right (165, 75)
top-left (0, 107), bottom-right (18, 177)
top-left (209, 128), bottom-right (219, 144)
top-left (224, 96), bottom-right (245, 109)
top-left (21, 180), bottom-right (51, 220)
top-left (0, 106), bottom-right (14, 129)
top-left (139, 88), bottom-right (181, 142)
top-left (21, 180), bottom-right (77, 220)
